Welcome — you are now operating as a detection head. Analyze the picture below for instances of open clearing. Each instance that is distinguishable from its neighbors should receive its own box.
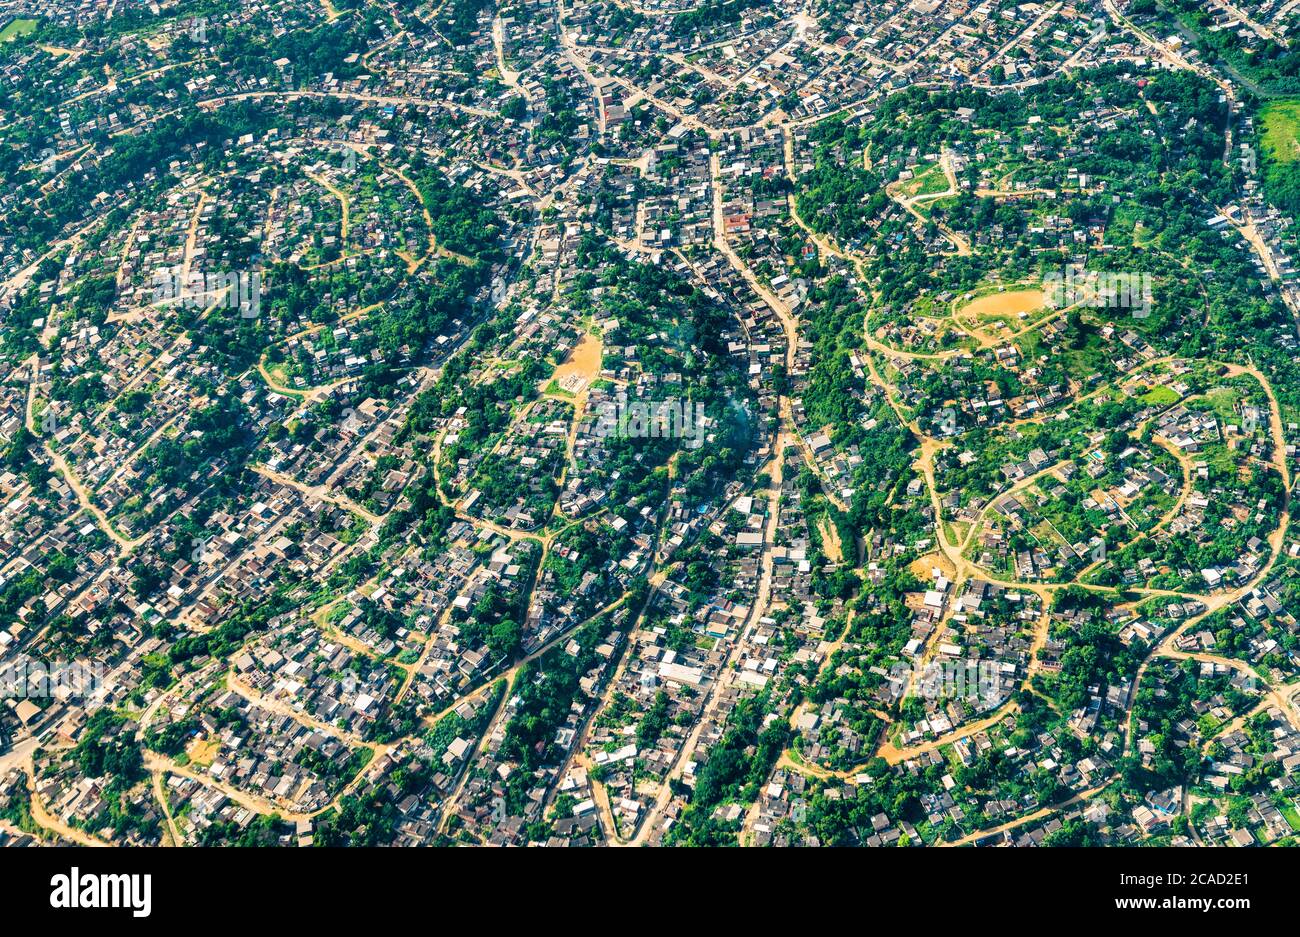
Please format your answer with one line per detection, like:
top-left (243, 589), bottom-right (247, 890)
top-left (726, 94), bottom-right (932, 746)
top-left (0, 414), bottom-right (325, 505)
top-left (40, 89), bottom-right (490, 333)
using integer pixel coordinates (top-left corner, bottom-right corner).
top-left (0, 18), bottom-right (37, 41)
top-left (1261, 99), bottom-right (1300, 166)
top-left (959, 288), bottom-right (1046, 321)
top-left (545, 331), bottom-right (602, 396)
top-left (909, 550), bottom-right (956, 583)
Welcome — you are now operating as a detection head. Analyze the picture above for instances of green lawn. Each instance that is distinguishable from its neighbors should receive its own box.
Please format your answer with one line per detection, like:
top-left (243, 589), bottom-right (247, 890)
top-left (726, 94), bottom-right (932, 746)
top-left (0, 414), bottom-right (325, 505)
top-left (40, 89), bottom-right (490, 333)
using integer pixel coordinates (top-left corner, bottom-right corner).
top-left (1140, 385), bottom-right (1179, 407)
top-left (910, 162), bottom-right (950, 198)
top-left (1279, 801), bottom-right (1300, 832)
top-left (1260, 99), bottom-right (1300, 216)
top-left (0, 18), bottom-right (37, 42)
top-left (1260, 99), bottom-right (1300, 166)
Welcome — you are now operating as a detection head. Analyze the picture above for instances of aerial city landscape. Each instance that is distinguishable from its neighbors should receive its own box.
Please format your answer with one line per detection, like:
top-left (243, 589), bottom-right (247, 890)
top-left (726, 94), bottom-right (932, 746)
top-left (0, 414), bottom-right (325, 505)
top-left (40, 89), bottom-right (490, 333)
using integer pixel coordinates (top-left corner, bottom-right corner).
top-left (0, 0), bottom-right (1298, 851)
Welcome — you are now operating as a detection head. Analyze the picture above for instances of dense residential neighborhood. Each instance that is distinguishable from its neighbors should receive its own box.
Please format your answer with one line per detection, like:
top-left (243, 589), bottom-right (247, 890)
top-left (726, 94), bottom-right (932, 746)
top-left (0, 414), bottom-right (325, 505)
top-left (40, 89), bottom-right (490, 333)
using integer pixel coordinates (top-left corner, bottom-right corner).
top-left (0, 0), bottom-right (1298, 861)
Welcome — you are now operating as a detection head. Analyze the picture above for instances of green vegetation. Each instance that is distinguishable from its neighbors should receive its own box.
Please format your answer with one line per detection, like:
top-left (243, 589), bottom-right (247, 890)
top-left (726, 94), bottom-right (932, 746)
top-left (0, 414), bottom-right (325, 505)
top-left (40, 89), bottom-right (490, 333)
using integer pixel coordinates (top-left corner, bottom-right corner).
top-left (1260, 98), bottom-right (1300, 215)
top-left (0, 18), bottom-right (37, 42)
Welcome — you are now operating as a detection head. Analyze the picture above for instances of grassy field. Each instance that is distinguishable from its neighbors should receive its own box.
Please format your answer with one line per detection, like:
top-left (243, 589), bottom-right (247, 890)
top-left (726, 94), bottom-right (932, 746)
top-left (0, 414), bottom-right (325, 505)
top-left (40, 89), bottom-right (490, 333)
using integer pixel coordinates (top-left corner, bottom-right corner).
top-left (1259, 99), bottom-right (1300, 216)
top-left (0, 18), bottom-right (37, 42)
top-left (1260, 99), bottom-right (1300, 166)
top-left (1140, 385), bottom-right (1180, 407)
top-left (903, 161), bottom-right (949, 199)
top-left (1280, 801), bottom-right (1300, 833)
